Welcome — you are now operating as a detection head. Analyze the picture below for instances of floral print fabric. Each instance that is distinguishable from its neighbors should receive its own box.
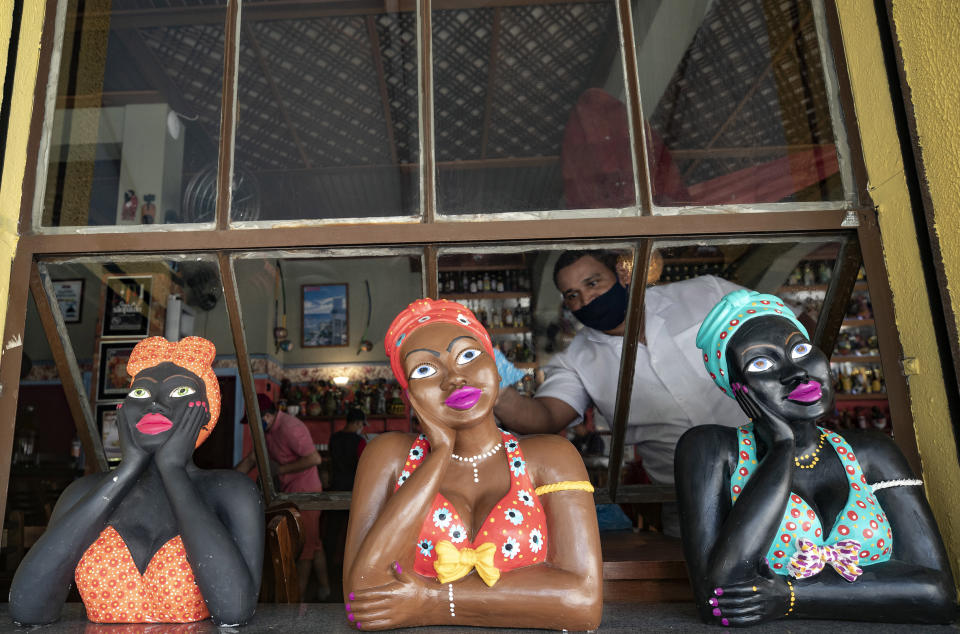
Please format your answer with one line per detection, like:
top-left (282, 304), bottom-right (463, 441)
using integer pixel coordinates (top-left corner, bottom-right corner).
top-left (396, 430), bottom-right (548, 579)
top-left (730, 424), bottom-right (893, 576)
top-left (75, 526), bottom-right (209, 623)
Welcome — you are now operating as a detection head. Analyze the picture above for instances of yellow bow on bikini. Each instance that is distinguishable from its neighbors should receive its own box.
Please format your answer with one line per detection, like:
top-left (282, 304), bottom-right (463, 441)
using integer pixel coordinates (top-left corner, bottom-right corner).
top-left (433, 540), bottom-right (501, 586)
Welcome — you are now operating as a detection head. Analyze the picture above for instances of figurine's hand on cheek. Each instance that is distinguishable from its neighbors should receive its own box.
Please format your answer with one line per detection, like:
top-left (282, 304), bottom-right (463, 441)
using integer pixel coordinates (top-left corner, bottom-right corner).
top-left (407, 392), bottom-right (456, 452)
top-left (155, 400), bottom-right (209, 469)
top-left (346, 564), bottom-right (435, 629)
top-left (733, 385), bottom-right (793, 445)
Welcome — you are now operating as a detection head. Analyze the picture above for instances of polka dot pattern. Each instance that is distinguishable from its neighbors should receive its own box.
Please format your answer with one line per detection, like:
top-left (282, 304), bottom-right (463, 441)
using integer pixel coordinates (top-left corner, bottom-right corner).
top-left (75, 526), bottom-right (209, 623)
top-left (126, 337), bottom-right (220, 448)
top-left (730, 424), bottom-right (893, 575)
top-left (396, 431), bottom-right (547, 579)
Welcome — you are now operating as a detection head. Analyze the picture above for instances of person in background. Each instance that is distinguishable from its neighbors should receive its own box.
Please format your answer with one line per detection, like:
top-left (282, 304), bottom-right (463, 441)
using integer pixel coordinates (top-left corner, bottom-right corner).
top-left (235, 393), bottom-right (330, 600)
top-left (494, 249), bottom-right (745, 535)
top-left (570, 421), bottom-right (604, 457)
top-left (329, 407), bottom-right (368, 492)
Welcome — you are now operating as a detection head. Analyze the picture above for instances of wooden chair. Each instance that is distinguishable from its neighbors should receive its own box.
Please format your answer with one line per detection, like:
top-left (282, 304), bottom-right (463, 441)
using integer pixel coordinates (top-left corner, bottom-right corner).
top-left (260, 502), bottom-right (303, 603)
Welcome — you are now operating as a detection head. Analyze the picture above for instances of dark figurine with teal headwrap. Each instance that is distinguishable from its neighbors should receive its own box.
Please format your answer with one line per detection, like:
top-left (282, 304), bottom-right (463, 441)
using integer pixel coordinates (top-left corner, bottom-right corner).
top-left (675, 289), bottom-right (955, 626)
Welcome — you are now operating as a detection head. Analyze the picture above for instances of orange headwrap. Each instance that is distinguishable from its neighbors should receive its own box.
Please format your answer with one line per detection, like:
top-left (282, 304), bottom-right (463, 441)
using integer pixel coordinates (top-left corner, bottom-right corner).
top-left (126, 336), bottom-right (220, 448)
top-left (385, 299), bottom-right (494, 389)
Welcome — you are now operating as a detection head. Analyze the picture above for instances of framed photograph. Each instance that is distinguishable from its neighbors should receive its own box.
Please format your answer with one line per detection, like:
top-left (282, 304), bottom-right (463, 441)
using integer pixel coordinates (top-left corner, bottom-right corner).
top-left (96, 403), bottom-right (124, 461)
top-left (302, 283), bottom-right (349, 347)
top-left (52, 279), bottom-right (84, 324)
top-left (102, 275), bottom-right (152, 337)
top-left (97, 341), bottom-right (138, 400)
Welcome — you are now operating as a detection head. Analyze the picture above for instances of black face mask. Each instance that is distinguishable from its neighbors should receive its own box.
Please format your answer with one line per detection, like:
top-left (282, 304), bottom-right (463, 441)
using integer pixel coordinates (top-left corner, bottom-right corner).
top-left (572, 282), bottom-right (628, 332)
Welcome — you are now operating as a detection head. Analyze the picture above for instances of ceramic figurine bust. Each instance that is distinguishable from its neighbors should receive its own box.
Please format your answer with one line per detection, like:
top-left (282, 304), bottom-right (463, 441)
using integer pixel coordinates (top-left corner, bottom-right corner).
top-left (343, 299), bottom-right (602, 630)
top-left (10, 337), bottom-right (264, 626)
top-left (675, 290), bottom-right (955, 626)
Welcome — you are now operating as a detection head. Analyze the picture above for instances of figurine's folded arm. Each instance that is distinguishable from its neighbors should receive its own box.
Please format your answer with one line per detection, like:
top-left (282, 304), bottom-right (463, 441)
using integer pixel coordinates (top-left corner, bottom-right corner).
top-left (344, 433), bottom-right (451, 596)
top-left (8, 457), bottom-right (149, 625)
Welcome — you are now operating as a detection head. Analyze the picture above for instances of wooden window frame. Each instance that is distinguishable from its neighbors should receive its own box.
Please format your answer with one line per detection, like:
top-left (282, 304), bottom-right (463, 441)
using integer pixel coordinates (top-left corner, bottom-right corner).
top-left (0, 0), bottom-right (920, 515)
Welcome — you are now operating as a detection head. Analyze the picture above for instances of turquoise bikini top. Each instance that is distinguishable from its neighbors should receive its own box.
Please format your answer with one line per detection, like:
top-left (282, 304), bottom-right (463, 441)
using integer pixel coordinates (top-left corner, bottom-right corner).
top-left (731, 424), bottom-right (893, 576)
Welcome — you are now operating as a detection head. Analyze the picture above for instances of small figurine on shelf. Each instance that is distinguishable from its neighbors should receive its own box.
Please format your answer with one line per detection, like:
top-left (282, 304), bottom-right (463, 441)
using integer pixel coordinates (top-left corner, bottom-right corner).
top-left (121, 190), bottom-right (138, 222)
top-left (802, 262), bottom-right (816, 286)
top-left (140, 194), bottom-right (157, 224)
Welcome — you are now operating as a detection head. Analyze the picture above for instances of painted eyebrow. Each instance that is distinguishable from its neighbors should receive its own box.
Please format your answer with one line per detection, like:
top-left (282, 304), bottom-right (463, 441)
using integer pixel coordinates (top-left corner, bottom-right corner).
top-left (404, 348), bottom-right (439, 360)
top-left (785, 331), bottom-right (804, 345)
top-left (739, 342), bottom-right (778, 359)
top-left (134, 376), bottom-right (159, 383)
top-left (447, 335), bottom-right (478, 352)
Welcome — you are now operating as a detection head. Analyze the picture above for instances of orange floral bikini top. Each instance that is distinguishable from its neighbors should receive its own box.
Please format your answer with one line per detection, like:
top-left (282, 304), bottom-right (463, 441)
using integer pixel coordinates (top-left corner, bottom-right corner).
top-left (396, 430), bottom-right (592, 586)
top-left (74, 526), bottom-right (209, 623)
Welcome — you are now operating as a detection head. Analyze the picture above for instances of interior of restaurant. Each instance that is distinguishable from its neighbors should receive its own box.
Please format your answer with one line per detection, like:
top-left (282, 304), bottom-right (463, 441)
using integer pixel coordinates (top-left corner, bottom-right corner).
top-left (1, 0), bottom-right (915, 614)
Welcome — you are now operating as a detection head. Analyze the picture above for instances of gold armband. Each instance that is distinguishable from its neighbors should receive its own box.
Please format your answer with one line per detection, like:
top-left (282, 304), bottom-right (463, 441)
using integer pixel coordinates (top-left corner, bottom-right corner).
top-left (534, 480), bottom-right (595, 496)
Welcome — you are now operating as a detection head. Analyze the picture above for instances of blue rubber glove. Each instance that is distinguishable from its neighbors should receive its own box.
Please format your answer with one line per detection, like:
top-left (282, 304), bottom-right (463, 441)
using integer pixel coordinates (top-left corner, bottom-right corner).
top-left (494, 348), bottom-right (527, 389)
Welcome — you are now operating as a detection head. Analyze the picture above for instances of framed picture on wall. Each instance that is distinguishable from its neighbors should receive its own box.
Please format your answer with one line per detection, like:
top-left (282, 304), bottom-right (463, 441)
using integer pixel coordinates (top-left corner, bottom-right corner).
top-left (97, 341), bottom-right (138, 400)
top-left (302, 283), bottom-right (349, 347)
top-left (96, 403), bottom-right (124, 461)
top-left (51, 279), bottom-right (84, 323)
top-left (102, 275), bottom-right (152, 337)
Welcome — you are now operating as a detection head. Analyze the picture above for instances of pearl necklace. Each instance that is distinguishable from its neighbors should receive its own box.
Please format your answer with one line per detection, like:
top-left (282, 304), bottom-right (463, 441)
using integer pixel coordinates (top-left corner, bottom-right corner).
top-left (452, 442), bottom-right (503, 483)
top-left (794, 433), bottom-right (827, 469)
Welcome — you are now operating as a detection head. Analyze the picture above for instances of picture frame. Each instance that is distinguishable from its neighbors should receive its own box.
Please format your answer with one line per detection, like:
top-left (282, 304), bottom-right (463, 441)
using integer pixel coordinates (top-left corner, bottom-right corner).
top-left (96, 340), bottom-right (138, 401)
top-left (96, 403), bottom-right (124, 461)
top-left (302, 283), bottom-right (349, 347)
top-left (51, 279), bottom-right (84, 324)
top-left (102, 275), bottom-right (152, 337)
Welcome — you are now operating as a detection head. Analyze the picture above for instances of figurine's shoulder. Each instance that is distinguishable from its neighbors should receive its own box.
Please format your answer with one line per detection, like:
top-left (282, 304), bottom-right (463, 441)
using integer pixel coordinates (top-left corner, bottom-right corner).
top-left (192, 467), bottom-right (264, 506)
top-left (514, 433), bottom-right (587, 483)
top-left (679, 423), bottom-right (741, 450)
top-left (831, 428), bottom-right (914, 479)
top-left (361, 431), bottom-right (421, 465)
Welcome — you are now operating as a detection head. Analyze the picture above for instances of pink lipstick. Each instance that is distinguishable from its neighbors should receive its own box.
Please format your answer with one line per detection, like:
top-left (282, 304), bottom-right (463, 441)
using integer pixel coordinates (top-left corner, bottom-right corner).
top-left (788, 381), bottom-right (822, 403)
top-left (136, 413), bottom-right (173, 435)
top-left (445, 386), bottom-right (482, 410)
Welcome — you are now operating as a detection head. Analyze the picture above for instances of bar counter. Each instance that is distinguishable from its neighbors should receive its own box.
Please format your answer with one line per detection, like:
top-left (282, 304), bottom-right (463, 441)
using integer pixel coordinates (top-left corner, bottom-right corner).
top-left (1, 603), bottom-right (956, 632)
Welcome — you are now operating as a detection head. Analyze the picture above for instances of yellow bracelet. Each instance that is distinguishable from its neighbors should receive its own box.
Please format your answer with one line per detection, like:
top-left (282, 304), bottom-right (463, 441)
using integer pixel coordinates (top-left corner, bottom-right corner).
top-left (534, 480), bottom-right (595, 496)
top-left (785, 579), bottom-right (795, 616)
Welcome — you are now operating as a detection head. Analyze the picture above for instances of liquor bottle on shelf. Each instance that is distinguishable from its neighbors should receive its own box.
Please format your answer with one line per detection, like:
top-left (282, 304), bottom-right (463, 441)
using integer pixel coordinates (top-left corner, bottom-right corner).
top-left (503, 302), bottom-right (513, 327)
top-left (469, 275), bottom-right (478, 294)
top-left (483, 272), bottom-right (491, 292)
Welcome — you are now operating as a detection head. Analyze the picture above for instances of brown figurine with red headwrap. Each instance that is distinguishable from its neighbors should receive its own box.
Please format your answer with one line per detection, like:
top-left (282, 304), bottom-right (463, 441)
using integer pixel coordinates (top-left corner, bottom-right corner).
top-left (343, 299), bottom-right (602, 630)
top-left (10, 337), bottom-right (264, 626)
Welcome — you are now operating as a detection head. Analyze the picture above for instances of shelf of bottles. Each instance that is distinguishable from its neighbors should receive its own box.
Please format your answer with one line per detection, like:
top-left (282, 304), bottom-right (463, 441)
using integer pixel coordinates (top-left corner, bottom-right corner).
top-left (438, 269), bottom-right (537, 374)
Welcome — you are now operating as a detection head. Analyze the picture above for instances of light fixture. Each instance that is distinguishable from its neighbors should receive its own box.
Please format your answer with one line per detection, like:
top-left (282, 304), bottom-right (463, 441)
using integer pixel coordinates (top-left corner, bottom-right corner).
top-left (333, 376), bottom-right (350, 386)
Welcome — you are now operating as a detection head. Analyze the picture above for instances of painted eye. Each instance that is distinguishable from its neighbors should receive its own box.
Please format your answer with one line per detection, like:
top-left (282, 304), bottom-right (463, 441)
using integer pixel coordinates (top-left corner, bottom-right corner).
top-left (746, 357), bottom-right (773, 373)
top-left (410, 364), bottom-right (437, 380)
top-left (791, 342), bottom-right (812, 359)
top-left (457, 348), bottom-right (482, 365)
top-left (128, 387), bottom-right (151, 399)
top-left (170, 385), bottom-right (196, 398)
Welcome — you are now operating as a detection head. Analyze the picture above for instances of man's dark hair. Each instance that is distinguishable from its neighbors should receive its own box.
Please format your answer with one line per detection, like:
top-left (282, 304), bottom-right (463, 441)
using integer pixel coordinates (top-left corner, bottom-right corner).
top-left (346, 407), bottom-right (366, 425)
top-left (256, 393), bottom-right (277, 416)
top-left (552, 250), bottom-right (620, 290)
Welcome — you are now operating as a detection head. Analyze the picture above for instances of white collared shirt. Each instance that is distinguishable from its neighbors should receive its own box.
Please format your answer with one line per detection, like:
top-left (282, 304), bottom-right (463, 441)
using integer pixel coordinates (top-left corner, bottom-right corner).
top-left (535, 275), bottom-right (747, 485)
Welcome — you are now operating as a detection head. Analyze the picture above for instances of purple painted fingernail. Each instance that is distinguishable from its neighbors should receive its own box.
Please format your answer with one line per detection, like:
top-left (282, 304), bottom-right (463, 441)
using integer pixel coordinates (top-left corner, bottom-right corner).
top-left (349, 592), bottom-right (355, 600)
top-left (395, 562), bottom-right (402, 574)
top-left (357, 623), bottom-right (362, 630)
top-left (712, 608), bottom-right (722, 617)
top-left (347, 613), bottom-right (355, 622)
top-left (188, 402), bottom-right (194, 408)
top-left (345, 604), bottom-right (351, 611)
top-left (714, 587), bottom-right (724, 596)
top-left (722, 618), bottom-right (730, 626)
top-left (742, 386), bottom-right (748, 393)
top-left (709, 598), bottom-right (718, 607)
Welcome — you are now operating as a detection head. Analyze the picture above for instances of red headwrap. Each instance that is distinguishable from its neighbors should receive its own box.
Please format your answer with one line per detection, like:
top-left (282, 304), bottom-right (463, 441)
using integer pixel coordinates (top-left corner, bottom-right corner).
top-left (385, 299), bottom-right (494, 389)
top-left (126, 336), bottom-right (220, 447)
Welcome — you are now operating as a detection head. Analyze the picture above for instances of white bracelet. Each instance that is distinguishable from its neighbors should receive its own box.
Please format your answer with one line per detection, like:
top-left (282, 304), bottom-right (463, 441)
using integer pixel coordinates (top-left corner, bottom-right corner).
top-left (869, 478), bottom-right (923, 491)
top-left (448, 583), bottom-right (455, 617)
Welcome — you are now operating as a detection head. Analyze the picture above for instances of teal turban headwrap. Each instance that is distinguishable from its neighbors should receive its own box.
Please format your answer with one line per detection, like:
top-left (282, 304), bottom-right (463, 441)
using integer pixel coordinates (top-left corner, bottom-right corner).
top-left (695, 289), bottom-right (808, 398)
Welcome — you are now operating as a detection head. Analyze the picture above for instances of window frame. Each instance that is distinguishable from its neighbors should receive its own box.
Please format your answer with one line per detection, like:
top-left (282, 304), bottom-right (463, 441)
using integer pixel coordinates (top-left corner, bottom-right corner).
top-left (1, 0), bottom-right (921, 514)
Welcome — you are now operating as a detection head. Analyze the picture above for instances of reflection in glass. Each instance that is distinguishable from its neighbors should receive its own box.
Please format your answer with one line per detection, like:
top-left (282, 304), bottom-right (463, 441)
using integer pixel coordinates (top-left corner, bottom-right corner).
top-left (235, 3), bottom-right (418, 221)
top-left (232, 254), bottom-right (424, 490)
top-left (433, 2), bottom-right (632, 215)
top-left (637, 0), bottom-right (845, 206)
top-left (42, 257), bottom-right (236, 469)
top-left (41, 0), bottom-right (226, 227)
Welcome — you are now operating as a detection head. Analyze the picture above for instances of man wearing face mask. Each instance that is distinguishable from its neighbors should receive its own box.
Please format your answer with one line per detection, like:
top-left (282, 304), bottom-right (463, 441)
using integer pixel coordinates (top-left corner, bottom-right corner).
top-left (494, 250), bottom-right (745, 535)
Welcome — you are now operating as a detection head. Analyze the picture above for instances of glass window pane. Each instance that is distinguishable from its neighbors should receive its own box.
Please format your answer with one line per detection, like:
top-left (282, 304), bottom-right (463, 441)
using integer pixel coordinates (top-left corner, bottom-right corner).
top-left (42, 256), bottom-right (236, 469)
top-left (637, 0), bottom-right (846, 207)
top-left (433, 1), bottom-right (633, 216)
top-left (232, 253), bottom-right (424, 495)
top-left (234, 3), bottom-right (419, 221)
top-left (41, 1), bottom-right (226, 228)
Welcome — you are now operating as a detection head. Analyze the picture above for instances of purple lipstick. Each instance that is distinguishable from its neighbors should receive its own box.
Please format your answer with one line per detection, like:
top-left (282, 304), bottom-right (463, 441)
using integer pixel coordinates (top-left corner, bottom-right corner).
top-left (788, 381), bottom-right (822, 403)
top-left (445, 386), bottom-right (482, 410)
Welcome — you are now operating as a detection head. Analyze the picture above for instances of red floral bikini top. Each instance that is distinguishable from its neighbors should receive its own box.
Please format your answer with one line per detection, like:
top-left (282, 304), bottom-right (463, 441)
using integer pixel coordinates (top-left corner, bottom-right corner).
top-left (395, 431), bottom-right (548, 585)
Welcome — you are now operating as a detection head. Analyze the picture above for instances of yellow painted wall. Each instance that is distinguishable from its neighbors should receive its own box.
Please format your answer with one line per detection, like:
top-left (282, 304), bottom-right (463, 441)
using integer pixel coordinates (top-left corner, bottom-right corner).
top-left (835, 1), bottom-right (960, 582)
top-left (1, 0), bottom-right (45, 332)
